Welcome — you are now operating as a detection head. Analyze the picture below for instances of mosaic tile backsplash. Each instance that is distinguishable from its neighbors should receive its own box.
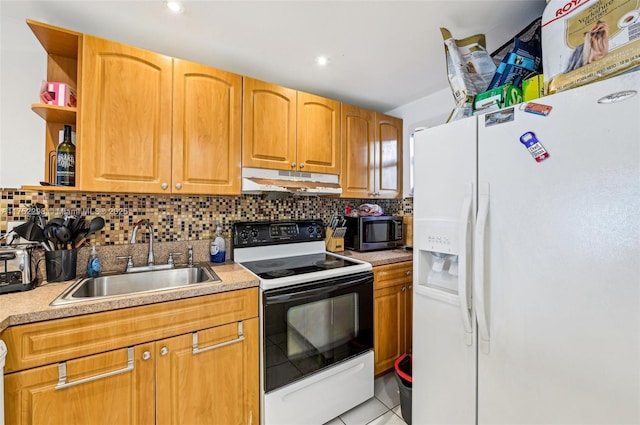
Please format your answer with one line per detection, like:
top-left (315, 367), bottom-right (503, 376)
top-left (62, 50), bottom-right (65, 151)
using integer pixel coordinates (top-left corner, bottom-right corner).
top-left (1, 189), bottom-right (413, 246)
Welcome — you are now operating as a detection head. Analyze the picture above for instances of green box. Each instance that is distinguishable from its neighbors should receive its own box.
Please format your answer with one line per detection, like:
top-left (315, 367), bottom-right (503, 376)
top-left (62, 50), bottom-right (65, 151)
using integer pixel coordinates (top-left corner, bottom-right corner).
top-left (474, 85), bottom-right (523, 113)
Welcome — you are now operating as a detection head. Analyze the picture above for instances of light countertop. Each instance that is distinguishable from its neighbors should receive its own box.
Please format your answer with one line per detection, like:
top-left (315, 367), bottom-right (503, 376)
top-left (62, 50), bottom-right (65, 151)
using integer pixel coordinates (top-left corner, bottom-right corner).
top-left (0, 262), bottom-right (259, 333)
top-left (342, 248), bottom-right (413, 267)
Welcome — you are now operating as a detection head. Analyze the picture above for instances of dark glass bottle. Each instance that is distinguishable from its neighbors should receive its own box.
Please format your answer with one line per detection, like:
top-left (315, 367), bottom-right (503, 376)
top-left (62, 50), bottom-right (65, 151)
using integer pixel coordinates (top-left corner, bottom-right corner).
top-left (56, 124), bottom-right (76, 186)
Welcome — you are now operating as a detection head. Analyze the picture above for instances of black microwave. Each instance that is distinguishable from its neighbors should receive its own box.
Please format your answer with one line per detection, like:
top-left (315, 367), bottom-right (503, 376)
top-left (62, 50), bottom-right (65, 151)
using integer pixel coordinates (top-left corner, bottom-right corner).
top-left (344, 215), bottom-right (403, 252)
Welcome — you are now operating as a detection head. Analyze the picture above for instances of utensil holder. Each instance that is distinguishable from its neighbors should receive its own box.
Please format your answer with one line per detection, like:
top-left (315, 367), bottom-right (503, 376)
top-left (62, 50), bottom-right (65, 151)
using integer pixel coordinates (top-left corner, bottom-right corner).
top-left (325, 228), bottom-right (345, 252)
top-left (45, 249), bottom-right (77, 282)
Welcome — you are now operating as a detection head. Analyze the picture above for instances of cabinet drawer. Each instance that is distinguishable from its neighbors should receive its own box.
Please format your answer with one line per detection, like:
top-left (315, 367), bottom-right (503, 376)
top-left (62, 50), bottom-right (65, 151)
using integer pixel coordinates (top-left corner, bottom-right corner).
top-left (0, 288), bottom-right (258, 373)
top-left (373, 261), bottom-right (413, 290)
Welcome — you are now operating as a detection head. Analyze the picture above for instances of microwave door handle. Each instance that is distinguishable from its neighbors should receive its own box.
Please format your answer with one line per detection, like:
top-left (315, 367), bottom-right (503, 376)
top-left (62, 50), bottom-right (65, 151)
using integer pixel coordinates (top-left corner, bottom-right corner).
top-left (265, 275), bottom-right (372, 304)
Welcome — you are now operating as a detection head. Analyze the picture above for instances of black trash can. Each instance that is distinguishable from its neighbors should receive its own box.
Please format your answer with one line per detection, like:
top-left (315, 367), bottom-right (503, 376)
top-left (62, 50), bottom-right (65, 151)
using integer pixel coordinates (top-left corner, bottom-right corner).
top-left (394, 353), bottom-right (412, 425)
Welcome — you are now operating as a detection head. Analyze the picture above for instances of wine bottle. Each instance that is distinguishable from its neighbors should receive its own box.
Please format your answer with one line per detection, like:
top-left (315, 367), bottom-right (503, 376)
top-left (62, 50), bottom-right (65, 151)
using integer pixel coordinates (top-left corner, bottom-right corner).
top-left (56, 124), bottom-right (76, 186)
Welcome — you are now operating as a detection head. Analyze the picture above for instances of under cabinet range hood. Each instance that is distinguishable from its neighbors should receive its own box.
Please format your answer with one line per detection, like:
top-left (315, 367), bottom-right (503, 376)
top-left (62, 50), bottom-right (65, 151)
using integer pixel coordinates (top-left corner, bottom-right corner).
top-left (241, 167), bottom-right (342, 196)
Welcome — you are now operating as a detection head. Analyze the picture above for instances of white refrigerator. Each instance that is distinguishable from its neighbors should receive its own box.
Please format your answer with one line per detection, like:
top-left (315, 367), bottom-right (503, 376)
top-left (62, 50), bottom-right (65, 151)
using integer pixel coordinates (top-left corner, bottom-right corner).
top-left (412, 71), bottom-right (639, 424)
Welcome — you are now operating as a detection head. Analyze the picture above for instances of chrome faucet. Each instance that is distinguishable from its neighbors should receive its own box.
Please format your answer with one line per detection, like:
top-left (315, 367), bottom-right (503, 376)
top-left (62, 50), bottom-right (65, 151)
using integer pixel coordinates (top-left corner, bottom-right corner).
top-left (131, 219), bottom-right (155, 266)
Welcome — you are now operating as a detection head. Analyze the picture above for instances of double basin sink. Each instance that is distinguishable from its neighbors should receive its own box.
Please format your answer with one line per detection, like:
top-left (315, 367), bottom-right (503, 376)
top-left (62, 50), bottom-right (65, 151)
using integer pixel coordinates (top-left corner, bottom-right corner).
top-left (51, 264), bottom-right (220, 305)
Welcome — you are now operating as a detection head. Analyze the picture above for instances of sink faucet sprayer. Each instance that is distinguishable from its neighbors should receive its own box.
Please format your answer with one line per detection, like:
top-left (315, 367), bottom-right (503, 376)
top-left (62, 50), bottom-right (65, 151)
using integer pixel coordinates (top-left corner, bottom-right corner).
top-left (131, 219), bottom-right (155, 266)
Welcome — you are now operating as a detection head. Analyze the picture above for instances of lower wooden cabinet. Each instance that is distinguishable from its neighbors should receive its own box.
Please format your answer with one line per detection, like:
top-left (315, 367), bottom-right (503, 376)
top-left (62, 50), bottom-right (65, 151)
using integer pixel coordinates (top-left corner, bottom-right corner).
top-left (373, 261), bottom-right (413, 376)
top-left (2, 289), bottom-right (259, 425)
top-left (156, 319), bottom-right (259, 425)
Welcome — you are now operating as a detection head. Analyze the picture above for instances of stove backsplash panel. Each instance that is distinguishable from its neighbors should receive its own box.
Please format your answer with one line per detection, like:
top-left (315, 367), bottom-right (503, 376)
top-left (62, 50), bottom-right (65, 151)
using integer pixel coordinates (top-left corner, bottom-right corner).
top-left (0, 189), bottom-right (413, 246)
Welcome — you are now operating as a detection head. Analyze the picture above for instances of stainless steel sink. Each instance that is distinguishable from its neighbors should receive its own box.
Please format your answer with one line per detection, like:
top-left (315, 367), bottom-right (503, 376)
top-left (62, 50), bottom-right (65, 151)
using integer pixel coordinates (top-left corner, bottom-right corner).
top-left (51, 264), bottom-right (220, 305)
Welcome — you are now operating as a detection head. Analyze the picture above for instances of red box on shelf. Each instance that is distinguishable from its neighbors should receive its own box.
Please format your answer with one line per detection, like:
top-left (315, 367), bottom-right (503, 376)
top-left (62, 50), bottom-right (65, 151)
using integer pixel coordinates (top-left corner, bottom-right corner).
top-left (39, 81), bottom-right (77, 107)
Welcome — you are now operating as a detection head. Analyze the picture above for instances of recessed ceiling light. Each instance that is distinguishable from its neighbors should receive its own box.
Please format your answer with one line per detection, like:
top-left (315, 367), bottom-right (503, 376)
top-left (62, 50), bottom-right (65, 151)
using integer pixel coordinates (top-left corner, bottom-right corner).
top-left (316, 56), bottom-right (329, 66)
top-left (166, 1), bottom-right (184, 13)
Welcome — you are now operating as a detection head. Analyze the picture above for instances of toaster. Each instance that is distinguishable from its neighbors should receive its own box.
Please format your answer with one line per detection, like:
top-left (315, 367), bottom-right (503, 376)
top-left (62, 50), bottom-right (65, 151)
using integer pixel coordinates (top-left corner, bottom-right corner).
top-left (0, 245), bottom-right (37, 294)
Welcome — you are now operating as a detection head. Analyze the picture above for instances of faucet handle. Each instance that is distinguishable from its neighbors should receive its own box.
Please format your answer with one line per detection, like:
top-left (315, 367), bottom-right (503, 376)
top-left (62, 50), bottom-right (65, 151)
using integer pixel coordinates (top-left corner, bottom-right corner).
top-left (167, 252), bottom-right (183, 266)
top-left (116, 255), bottom-right (134, 271)
top-left (187, 245), bottom-right (194, 267)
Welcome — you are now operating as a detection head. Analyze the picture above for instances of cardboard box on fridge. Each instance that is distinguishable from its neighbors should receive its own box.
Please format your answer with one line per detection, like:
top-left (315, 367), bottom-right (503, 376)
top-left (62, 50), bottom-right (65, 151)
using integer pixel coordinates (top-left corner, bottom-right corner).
top-left (39, 81), bottom-right (77, 107)
top-left (474, 85), bottom-right (523, 114)
top-left (522, 74), bottom-right (545, 101)
top-left (542, 0), bottom-right (640, 94)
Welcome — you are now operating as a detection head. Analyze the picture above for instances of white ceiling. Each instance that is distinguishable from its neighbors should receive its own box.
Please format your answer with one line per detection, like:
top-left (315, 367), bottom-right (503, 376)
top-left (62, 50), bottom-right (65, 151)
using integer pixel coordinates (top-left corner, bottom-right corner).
top-left (2, 0), bottom-right (548, 112)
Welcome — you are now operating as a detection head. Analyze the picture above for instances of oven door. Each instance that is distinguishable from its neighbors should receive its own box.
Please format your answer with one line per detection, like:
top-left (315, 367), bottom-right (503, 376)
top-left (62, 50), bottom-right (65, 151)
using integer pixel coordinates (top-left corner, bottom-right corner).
top-left (262, 271), bottom-right (373, 393)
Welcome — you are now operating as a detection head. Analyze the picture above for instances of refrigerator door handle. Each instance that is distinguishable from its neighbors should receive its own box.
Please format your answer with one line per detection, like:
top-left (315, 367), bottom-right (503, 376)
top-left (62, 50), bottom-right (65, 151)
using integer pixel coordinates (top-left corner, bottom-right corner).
top-left (474, 183), bottom-right (491, 353)
top-left (458, 183), bottom-right (474, 346)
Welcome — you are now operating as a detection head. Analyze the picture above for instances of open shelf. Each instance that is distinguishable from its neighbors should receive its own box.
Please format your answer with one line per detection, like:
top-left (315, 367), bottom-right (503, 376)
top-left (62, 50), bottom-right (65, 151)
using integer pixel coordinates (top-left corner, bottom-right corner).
top-left (31, 104), bottom-right (76, 123)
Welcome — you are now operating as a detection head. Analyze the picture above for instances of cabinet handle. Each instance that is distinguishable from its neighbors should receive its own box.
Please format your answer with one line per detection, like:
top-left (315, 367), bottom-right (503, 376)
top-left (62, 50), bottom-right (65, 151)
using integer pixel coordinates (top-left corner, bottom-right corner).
top-left (192, 322), bottom-right (244, 355)
top-left (160, 346), bottom-right (169, 356)
top-left (406, 271), bottom-right (412, 276)
top-left (299, 163), bottom-right (305, 169)
top-left (142, 351), bottom-right (151, 360)
top-left (161, 182), bottom-right (169, 190)
top-left (291, 162), bottom-right (297, 169)
top-left (55, 347), bottom-right (134, 390)
top-left (402, 286), bottom-right (406, 292)
top-left (175, 182), bottom-right (182, 190)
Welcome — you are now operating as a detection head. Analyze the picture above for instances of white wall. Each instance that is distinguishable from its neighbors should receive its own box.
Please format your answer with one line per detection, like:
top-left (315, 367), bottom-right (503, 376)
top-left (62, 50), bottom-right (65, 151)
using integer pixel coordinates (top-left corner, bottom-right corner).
top-left (387, 87), bottom-right (455, 198)
top-left (0, 9), bottom-right (46, 188)
top-left (0, 5), bottom-right (47, 188)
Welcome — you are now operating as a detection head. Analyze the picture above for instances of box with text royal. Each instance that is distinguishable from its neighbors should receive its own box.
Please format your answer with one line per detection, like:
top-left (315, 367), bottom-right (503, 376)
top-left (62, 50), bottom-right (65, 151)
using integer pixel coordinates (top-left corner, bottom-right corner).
top-left (542, 0), bottom-right (640, 94)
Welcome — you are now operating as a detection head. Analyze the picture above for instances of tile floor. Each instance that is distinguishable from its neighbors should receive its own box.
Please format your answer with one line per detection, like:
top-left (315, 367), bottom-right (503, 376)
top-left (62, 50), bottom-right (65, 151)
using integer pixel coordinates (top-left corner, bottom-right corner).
top-left (324, 371), bottom-right (409, 425)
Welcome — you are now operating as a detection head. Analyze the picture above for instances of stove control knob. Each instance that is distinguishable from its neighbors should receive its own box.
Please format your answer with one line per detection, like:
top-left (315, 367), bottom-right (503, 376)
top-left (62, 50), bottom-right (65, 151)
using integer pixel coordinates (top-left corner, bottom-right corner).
top-left (251, 229), bottom-right (258, 238)
top-left (308, 226), bottom-right (314, 234)
top-left (240, 230), bottom-right (249, 240)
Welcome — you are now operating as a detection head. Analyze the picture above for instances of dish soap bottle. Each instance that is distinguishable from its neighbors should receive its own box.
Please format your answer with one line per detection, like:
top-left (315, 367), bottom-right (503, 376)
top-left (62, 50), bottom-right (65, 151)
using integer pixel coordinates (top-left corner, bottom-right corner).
top-left (86, 245), bottom-right (101, 277)
top-left (210, 222), bottom-right (226, 263)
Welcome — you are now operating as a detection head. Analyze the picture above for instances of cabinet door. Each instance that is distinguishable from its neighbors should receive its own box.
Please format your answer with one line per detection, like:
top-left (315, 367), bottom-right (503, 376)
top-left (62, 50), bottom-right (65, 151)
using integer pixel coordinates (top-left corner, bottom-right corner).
top-left (297, 91), bottom-right (341, 174)
top-left (374, 113), bottom-right (403, 199)
top-left (80, 35), bottom-right (173, 193)
top-left (340, 104), bottom-right (375, 198)
top-left (243, 78), bottom-right (296, 171)
top-left (4, 344), bottom-right (155, 425)
top-left (172, 59), bottom-right (242, 195)
top-left (374, 284), bottom-right (405, 376)
top-left (156, 318), bottom-right (259, 425)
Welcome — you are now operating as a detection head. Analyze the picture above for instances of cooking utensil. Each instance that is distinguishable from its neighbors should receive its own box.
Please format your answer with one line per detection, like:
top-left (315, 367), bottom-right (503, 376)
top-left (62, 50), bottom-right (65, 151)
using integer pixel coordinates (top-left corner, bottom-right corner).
top-left (55, 226), bottom-right (71, 249)
top-left (49, 218), bottom-right (65, 226)
top-left (44, 224), bottom-right (60, 250)
top-left (74, 217), bottom-right (105, 248)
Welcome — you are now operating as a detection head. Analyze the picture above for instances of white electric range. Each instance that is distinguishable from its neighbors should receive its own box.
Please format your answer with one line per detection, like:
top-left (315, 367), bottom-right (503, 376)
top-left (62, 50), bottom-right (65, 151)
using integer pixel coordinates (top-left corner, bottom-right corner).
top-left (232, 219), bottom-right (374, 425)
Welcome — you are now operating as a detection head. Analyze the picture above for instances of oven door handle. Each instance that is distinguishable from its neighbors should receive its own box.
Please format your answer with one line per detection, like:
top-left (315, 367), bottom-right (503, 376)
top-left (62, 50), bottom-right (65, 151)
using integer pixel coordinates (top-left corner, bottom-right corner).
top-left (265, 274), bottom-right (372, 304)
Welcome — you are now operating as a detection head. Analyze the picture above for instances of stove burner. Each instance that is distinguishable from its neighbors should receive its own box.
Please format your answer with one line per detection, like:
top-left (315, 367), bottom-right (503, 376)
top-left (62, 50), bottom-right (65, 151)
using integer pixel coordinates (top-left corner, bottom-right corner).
top-left (266, 269), bottom-right (295, 278)
top-left (262, 260), bottom-right (286, 268)
top-left (314, 260), bottom-right (342, 268)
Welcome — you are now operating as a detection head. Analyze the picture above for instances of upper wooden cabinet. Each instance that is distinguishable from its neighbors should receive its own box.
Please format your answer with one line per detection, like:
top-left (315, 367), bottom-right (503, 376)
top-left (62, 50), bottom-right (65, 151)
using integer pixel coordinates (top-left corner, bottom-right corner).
top-left (341, 105), bottom-right (376, 198)
top-left (242, 78), bottom-right (296, 171)
top-left (341, 105), bottom-right (403, 199)
top-left (243, 78), bottom-right (341, 174)
top-left (26, 21), bottom-right (242, 195)
top-left (171, 59), bottom-right (242, 195)
top-left (80, 35), bottom-right (174, 194)
top-left (375, 113), bottom-right (403, 198)
top-left (80, 36), bottom-right (242, 195)
top-left (296, 91), bottom-right (341, 174)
